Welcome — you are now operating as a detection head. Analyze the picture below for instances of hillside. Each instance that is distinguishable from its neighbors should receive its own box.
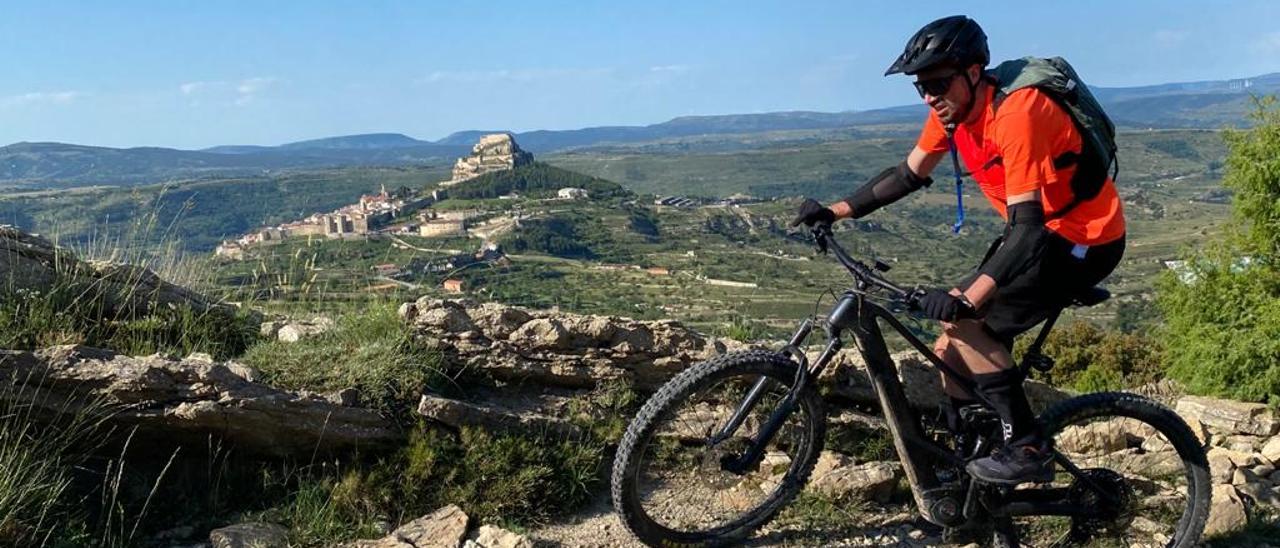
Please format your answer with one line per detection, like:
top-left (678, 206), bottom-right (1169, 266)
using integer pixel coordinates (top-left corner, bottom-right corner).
top-left (0, 141), bottom-right (467, 191)
top-left (0, 165), bottom-right (450, 252)
top-left (442, 162), bottom-right (631, 200)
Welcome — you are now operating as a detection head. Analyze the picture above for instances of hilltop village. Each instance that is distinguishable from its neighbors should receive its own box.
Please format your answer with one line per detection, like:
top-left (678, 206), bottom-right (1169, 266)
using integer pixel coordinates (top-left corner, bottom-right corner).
top-left (215, 132), bottom-right (764, 262)
top-left (214, 133), bottom-right (557, 260)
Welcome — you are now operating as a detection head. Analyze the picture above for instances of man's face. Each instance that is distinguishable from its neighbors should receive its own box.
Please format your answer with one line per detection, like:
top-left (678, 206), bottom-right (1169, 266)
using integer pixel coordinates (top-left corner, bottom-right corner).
top-left (914, 64), bottom-right (977, 125)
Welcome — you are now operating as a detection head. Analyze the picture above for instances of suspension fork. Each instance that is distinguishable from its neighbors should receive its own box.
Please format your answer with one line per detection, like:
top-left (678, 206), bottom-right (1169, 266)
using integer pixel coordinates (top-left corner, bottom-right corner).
top-left (718, 319), bottom-right (838, 474)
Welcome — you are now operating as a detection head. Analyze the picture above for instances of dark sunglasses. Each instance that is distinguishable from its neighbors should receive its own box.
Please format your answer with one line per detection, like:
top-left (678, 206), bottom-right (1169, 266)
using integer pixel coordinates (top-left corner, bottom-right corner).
top-left (913, 72), bottom-right (961, 98)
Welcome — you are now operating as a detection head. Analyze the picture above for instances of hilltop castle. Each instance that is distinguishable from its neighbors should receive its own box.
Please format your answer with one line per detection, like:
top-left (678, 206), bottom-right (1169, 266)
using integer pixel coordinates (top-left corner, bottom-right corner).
top-left (214, 133), bottom-right (534, 260)
top-left (440, 133), bottom-right (533, 186)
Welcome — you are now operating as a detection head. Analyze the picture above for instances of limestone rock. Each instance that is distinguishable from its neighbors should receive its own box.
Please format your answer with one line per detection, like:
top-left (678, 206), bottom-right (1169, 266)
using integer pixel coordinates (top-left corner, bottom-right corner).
top-left (404, 299), bottom-right (1069, 412)
top-left (417, 393), bottom-right (584, 438)
top-left (0, 345), bottom-right (400, 458)
top-left (394, 505), bottom-right (470, 548)
top-left (1177, 395), bottom-right (1279, 437)
top-left (1057, 421), bottom-right (1134, 454)
top-left (807, 459), bottom-right (901, 503)
top-left (465, 525), bottom-right (534, 548)
top-left (209, 522), bottom-right (288, 548)
top-left (1209, 446), bottom-right (1261, 468)
top-left (1205, 484), bottom-right (1248, 537)
top-left (812, 450), bottom-right (855, 477)
top-left (1261, 436), bottom-right (1280, 464)
top-left (405, 298), bottom-right (742, 390)
top-left (1225, 434), bottom-right (1265, 454)
top-left (276, 317), bottom-right (335, 342)
top-left (446, 133), bottom-right (534, 185)
top-left (1208, 448), bottom-right (1238, 485)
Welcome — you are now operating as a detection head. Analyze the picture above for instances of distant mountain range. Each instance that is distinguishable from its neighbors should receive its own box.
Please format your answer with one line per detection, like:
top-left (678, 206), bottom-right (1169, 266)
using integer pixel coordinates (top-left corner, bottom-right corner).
top-left (1, 72), bottom-right (1277, 189)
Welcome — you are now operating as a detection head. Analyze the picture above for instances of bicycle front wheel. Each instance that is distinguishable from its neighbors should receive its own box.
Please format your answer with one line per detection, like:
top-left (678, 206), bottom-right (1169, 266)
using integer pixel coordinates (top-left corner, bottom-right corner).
top-left (610, 350), bottom-right (826, 547)
top-left (1001, 391), bottom-right (1211, 548)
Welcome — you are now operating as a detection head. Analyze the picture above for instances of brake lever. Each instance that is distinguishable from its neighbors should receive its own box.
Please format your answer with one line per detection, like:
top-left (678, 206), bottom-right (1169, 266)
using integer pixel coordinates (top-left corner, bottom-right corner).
top-left (902, 286), bottom-right (927, 311)
top-left (811, 224), bottom-right (830, 254)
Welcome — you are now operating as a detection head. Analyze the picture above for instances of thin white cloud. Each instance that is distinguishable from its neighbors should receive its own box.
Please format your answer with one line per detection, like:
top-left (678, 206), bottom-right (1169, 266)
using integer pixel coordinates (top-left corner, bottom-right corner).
top-left (648, 64), bottom-right (690, 73)
top-left (178, 77), bottom-right (279, 106)
top-left (416, 67), bottom-right (614, 85)
top-left (0, 91), bottom-right (86, 109)
top-left (179, 81), bottom-right (219, 95)
top-left (1255, 31), bottom-right (1280, 56)
top-left (235, 77), bottom-right (279, 106)
top-left (1153, 29), bottom-right (1190, 49)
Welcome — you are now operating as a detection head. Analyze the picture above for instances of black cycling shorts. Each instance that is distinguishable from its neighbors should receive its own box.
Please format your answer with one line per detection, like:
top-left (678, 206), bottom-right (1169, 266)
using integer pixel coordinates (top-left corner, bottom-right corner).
top-left (960, 232), bottom-right (1125, 350)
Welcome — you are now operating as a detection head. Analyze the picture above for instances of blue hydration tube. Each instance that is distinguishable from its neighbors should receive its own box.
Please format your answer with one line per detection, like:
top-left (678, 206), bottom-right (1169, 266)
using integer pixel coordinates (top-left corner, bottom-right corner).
top-left (946, 134), bottom-right (965, 234)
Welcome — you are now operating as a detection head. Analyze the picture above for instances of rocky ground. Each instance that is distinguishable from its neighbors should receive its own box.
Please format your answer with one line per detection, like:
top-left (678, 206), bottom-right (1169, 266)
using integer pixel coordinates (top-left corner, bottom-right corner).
top-left (1, 229), bottom-right (1276, 547)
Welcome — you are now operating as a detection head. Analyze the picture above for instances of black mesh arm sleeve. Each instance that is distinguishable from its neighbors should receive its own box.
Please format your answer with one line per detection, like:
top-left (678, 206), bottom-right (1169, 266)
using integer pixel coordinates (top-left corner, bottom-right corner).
top-left (841, 161), bottom-right (933, 219)
top-left (978, 201), bottom-right (1050, 287)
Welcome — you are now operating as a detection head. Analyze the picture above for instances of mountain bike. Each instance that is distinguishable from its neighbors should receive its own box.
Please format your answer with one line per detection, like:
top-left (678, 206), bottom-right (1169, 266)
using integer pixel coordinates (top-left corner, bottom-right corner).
top-left (610, 224), bottom-right (1210, 547)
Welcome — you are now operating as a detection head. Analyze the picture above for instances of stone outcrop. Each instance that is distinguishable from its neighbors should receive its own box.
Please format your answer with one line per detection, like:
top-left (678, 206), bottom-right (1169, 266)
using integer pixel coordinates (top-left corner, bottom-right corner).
top-left (417, 392), bottom-right (584, 438)
top-left (465, 525), bottom-right (534, 548)
top-left (808, 451), bottom-right (902, 503)
top-left (261, 316), bottom-right (337, 342)
top-left (344, 505), bottom-right (470, 548)
top-left (402, 298), bottom-right (1070, 412)
top-left (1176, 396), bottom-right (1280, 437)
top-left (0, 345), bottom-right (401, 457)
top-left (401, 298), bottom-right (744, 391)
top-left (209, 522), bottom-right (289, 548)
top-left (444, 134), bottom-right (533, 186)
top-left (0, 226), bottom-right (245, 321)
top-left (1169, 393), bottom-right (1280, 537)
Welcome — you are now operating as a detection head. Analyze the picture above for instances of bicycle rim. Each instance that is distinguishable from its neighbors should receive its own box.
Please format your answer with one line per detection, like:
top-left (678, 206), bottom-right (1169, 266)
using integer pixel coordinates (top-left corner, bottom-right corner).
top-left (628, 364), bottom-right (820, 539)
top-left (1007, 394), bottom-right (1208, 547)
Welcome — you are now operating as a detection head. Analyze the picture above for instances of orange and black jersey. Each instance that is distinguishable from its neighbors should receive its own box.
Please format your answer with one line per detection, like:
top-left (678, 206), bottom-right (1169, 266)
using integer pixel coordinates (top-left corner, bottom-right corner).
top-left (916, 84), bottom-right (1126, 247)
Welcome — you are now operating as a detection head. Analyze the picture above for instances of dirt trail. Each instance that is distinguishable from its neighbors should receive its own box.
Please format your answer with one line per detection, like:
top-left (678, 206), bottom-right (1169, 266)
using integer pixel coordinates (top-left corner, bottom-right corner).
top-left (527, 492), bottom-right (949, 548)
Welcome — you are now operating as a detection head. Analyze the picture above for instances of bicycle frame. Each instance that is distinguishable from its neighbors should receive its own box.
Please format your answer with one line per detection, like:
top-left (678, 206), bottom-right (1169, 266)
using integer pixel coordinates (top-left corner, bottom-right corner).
top-left (718, 228), bottom-right (1114, 528)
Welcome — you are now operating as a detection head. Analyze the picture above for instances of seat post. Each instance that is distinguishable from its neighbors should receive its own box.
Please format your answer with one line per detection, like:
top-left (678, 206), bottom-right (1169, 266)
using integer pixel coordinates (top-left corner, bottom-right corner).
top-left (1019, 308), bottom-right (1063, 377)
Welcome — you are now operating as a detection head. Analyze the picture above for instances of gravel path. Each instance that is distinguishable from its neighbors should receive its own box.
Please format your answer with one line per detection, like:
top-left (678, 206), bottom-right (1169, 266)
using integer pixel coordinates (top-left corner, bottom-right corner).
top-left (526, 493), bottom-right (961, 548)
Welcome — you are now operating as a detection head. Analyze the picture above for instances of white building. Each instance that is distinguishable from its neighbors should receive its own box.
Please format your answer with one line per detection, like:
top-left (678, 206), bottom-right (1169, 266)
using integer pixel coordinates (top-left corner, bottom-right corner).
top-left (558, 187), bottom-right (589, 200)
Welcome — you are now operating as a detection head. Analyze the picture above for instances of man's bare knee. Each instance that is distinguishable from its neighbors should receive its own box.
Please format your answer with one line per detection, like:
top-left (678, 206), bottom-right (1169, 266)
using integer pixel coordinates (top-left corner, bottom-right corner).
top-left (933, 334), bottom-right (950, 357)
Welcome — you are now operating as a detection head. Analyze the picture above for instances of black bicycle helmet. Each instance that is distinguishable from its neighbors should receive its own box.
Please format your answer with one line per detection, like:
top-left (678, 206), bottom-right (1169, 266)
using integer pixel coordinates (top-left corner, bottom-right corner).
top-left (885, 15), bottom-right (989, 76)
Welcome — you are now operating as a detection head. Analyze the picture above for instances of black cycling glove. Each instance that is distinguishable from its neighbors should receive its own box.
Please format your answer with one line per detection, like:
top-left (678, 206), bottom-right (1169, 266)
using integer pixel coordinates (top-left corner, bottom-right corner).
top-left (791, 198), bottom-right (836, 227)
top-left (917, 289), bottom-right (974, 322)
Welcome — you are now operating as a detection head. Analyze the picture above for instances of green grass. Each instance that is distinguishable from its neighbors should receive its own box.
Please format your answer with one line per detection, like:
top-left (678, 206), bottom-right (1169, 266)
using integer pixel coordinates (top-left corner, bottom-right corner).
top-left (566, 378), bottom-right (641, 445)
top-left (316, 425), bottom-right (604, 541)
top-left (0, 376), bottom-right (111, 547)
top-left (241, 302), bottom-right (443, 419)
top-left (0, 276), bottom-right (260, 361)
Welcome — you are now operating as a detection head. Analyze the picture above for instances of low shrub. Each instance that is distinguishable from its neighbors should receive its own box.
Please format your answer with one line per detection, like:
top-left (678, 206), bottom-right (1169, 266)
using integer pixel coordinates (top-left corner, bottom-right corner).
top-left (1018, 320), bottom-right (1164, 392)
top-left (331, 425), bottom-right (605, 529)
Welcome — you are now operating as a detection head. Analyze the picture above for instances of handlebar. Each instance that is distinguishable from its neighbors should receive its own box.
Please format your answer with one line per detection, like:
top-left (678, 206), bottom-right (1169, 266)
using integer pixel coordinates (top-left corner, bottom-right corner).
top-left (811, 223), bottom-right (919, 305)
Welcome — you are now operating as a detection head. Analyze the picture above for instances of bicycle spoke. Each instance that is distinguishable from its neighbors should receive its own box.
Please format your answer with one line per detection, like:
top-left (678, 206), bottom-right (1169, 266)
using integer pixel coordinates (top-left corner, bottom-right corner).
top-left (633, 371), bottom-right (811, 533)
top-left (1009, 410), bottom-right (1193, 547)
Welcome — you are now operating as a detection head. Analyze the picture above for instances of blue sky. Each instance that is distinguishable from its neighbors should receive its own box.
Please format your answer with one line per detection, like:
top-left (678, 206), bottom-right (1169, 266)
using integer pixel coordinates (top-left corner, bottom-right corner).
top-left (0, 1), bottom-right (1276, 149)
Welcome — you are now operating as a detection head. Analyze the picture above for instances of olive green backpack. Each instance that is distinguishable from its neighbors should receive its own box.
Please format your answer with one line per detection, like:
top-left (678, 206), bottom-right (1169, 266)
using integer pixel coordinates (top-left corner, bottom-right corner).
top-left (987, 56), bottom-right (1118, 219)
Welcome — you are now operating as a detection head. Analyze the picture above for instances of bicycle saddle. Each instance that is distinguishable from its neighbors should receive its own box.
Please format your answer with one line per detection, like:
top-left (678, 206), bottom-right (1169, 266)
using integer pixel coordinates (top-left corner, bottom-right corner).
top-left (1070, 286), bottom-right (1110, 307)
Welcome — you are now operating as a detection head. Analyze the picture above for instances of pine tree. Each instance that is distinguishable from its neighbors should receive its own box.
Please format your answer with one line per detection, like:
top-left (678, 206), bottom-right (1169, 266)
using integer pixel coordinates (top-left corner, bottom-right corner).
top-left (1158, 97), bottom-right (1280, 402)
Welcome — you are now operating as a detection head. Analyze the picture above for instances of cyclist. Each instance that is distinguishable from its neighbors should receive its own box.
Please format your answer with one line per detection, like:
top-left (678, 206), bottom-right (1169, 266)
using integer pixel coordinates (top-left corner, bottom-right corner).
top-left (792, 15), bottom-right (1125, 484)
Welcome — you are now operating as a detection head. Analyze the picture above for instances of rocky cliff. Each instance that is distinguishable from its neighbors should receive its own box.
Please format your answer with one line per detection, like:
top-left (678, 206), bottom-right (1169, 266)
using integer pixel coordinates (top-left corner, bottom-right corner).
top-left (444, 133), bottom-right (533, 185)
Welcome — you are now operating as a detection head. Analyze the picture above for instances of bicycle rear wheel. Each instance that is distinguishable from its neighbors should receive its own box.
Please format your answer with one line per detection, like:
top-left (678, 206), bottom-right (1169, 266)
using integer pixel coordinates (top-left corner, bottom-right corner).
top-left (998, 391), bottom-right (1211, 548)
top-left (610, 350), bottom-right (826, 547)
